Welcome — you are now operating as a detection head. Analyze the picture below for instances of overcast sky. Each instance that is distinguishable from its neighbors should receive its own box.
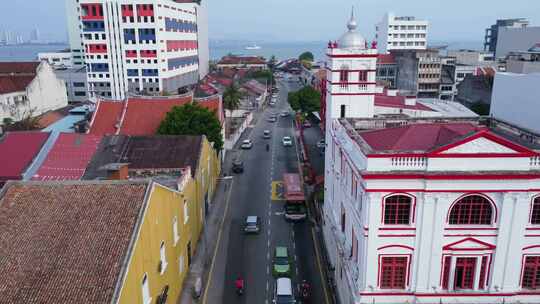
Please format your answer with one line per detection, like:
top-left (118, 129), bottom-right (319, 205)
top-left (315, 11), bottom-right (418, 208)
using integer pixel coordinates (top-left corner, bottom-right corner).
top-left (0, 0), bottom-right (538, 42)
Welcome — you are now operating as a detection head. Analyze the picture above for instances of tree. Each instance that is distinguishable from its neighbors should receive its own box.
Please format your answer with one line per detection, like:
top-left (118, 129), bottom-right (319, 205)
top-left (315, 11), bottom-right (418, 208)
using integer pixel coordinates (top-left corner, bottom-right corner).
top-left (299, 51), bottom-right (314, 62)
top-left (288, 86), bottom-right (321, 114)
top-left (158, 103), bottom-right (224, 151)
top-left (268, 55), bottom-right (277, 70)
top-left (223, 84), bottom-right (244, 112)
top-left (250, 69), bottom-right (273, 84)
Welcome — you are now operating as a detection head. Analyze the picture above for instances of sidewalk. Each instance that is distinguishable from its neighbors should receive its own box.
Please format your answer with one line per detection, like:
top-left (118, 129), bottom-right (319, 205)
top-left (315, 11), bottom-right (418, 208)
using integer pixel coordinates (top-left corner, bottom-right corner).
top-left (178, 173), bottom-right (233, 304)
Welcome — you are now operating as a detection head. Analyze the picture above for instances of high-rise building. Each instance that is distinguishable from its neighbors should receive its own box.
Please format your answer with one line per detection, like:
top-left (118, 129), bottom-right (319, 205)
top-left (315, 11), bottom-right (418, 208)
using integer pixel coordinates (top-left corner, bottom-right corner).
top-left (78, 0), bottom-right (205, 99)
top-left (30, 28), bottom-right (40, 42)
top-left (65, 0), bottom-right (85, 66)
top-left (376, 13), bottom-right (428, 54)
top-left (484, 18), bottom-right (529, 53)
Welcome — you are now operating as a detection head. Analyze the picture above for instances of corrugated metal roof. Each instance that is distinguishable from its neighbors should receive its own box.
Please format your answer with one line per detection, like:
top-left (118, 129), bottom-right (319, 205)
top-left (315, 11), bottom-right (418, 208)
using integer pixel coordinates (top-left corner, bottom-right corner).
top-left (0, 132), bottom-right (50, 184)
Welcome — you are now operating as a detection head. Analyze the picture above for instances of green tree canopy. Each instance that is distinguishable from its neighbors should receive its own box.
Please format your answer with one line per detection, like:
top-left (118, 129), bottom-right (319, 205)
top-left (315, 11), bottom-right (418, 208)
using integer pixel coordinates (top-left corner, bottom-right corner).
top-left (223, 84), bottom-right (244, 111)
top-left (299, 51), bottom-right (314, 62)
top-left (288, 86), bottom-right (321, 114)
top-left (249, 69), bottom-right (273, 85)
top-left (470, 101), bottom-right (490, 116)
top-left (158, 103), bottom-right (224, 151)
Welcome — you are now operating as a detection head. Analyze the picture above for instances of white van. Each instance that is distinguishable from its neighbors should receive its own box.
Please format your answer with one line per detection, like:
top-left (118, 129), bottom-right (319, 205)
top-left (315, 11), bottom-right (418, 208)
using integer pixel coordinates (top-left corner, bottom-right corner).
top-left (273, 278), bottom-right (296, 303)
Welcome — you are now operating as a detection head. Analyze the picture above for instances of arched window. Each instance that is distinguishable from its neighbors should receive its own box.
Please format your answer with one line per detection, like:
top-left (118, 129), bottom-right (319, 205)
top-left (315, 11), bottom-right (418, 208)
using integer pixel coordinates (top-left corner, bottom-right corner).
top-left (383, 195), bottom-right (412, 225)
top-left (449, 195), bottom-right (493, 225)
top-left (531, 196), bottom-right (540, 225)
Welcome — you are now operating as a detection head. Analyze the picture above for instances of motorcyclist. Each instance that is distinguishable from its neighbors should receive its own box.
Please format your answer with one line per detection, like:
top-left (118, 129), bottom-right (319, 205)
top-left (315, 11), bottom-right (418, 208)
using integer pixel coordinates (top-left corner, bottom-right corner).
top-left (301, 280), bottom-right (311, 298)
top-left (235, 276), bottom-right (244, 295)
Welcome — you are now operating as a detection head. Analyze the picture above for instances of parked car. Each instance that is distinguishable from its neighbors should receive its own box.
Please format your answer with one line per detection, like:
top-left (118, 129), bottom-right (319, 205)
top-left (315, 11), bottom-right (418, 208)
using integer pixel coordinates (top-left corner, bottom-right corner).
top-left (268, 117), bottom-right (277, 123)
top-left (280, 111), bottom-right (290, 117)
top-left (316, 139), bottom-right (325, 148)
top-left (273, 246), bottom-right (292, 277)
top-left (303, 121), bottom-right (312, 128)
top-left (273, 277), bottom-right (296, 303)
top-left (244, 216), bottom-right (261, 234)
top-left (232, 159), bottom-right (244, 173)
top-left (263, 130), bottom-right (271, 139)
top-left (241, 139), bottom-right (253, 149)
top-left (282, 136), bottom-right (293, 147)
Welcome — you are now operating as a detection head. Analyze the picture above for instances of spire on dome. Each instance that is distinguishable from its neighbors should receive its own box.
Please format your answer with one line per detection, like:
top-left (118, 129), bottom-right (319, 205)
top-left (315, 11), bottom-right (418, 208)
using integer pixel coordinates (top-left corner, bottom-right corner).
top-left (347, 6), bottom-right (357, 31)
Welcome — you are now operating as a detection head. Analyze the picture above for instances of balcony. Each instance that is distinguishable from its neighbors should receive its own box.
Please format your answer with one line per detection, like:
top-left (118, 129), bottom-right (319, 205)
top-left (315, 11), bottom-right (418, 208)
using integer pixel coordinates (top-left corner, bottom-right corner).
top-left (82, 21), bottom-right (105, 33)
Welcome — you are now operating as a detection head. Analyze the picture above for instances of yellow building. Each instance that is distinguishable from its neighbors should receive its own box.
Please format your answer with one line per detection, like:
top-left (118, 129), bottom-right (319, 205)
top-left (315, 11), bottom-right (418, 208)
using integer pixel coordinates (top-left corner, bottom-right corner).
top-left (0, 136), bottom-right (221, 304)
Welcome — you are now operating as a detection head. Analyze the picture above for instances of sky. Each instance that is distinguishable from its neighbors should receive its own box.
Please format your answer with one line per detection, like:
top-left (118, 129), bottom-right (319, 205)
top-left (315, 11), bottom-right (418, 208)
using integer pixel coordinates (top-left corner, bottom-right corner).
top-left (0, 0), bottom-right (539, 43)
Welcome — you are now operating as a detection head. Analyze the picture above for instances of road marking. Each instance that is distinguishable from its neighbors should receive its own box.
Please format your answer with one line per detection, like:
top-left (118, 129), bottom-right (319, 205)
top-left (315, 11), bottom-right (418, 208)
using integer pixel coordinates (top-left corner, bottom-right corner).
top-left (202, 179), bottom-right (234, 304)
top-left (267, 252), bottom-right (270, 260)
top-left (311, 226), bottom-right (331, 304)
top-left (296, 266), bottom-right (299, 276)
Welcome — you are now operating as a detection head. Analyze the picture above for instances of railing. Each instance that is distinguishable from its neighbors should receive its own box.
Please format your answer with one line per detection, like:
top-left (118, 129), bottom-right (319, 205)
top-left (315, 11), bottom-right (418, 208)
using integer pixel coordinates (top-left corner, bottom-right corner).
top-left (531, 156), bottom-right (540, 169)
top-left (391, 157), bottom-right (427, 170)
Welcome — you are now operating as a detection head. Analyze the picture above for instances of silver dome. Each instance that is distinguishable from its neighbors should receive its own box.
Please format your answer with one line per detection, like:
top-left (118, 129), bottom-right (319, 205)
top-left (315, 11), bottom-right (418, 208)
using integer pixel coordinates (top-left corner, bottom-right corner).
top-left (339, 9), bottom-right (366, 49)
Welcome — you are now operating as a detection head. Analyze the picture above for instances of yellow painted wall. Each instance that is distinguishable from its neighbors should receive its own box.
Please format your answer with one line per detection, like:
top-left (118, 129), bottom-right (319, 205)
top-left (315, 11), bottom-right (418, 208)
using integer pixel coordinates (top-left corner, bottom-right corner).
top-left (116, 181), bottom-right (197, 304)
top-left (115, 137), bottom-right (220, 304)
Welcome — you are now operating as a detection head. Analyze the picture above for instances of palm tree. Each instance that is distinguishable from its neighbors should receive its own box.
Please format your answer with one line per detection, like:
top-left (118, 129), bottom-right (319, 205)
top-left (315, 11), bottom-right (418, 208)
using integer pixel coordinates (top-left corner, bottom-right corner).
top-left (223, 84), bottom-right (244, 116)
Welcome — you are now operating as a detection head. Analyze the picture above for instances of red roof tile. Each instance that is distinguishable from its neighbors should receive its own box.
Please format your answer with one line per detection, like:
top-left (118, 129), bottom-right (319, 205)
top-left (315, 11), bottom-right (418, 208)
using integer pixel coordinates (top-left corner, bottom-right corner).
top-left (89, 95), bottom-right (223, 136)
top-left (375, 95), bottom-right (435, 112)
top-left (32, 133), bottom-right (102, 181)
top-left (37, 111), bottom-right (66, 128)
top-left (0, 62), bottom-right (39, 75)
top-left (0, 181), bottom-right (149, 304)
top-left (88, 101), bottom-right (124, 135)
top-left (0, 132), bottom-right (50, 183)
top-left (120, 96), bottom-right (191, 135)
top-left (218, 56), bottom-right (266, 65)
top-left (359, 123), bottom-right (482, 153)
top-left (377, 53), bottom-right (395, 64)
top-left (0, 75), bottom-right (35, 94)
top-left (196, 96), bottom-right (223, 123)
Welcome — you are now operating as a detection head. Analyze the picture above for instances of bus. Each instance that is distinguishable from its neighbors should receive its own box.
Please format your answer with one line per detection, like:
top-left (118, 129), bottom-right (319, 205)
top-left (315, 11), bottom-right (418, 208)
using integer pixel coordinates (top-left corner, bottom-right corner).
top-left (283, 173), bottom-right (307, 221)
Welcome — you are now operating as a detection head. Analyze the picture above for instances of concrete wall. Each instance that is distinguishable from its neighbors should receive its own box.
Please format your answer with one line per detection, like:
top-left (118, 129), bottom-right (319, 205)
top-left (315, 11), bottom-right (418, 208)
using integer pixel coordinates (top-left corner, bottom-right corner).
top-left (26, 62), bottom-right (69, 115)
top-left (506, 59), bottom-right (540, 74)
top-left (490, 72), bottom-right (540, 133)
top-left (495, 26), bottom-right (540, 58)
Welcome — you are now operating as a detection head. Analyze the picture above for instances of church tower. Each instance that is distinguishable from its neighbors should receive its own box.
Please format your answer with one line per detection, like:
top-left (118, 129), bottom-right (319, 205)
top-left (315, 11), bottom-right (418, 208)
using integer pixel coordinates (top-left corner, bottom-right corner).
top-left (325, 9), bottom-right (378, 124)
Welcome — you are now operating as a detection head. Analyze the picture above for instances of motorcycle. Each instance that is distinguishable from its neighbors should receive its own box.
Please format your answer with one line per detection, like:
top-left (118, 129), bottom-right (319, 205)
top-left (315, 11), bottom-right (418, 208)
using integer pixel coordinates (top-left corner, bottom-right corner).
top-left (300, 281), bottom-right (311, 301)
top-left (235, 278), bottom-right (244, 296)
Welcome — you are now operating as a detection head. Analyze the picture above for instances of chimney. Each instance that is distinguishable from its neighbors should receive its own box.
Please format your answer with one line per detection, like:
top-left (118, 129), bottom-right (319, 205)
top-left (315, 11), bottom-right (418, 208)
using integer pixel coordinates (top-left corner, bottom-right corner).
top-left (99, 163), bottom-right (130, 180)
top-left (405, 96), bottom-right (417, 106)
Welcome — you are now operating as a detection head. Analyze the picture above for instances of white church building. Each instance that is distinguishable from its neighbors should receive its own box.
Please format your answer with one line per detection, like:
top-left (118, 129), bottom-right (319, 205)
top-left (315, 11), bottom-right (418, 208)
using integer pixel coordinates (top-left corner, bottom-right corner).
top-left (322, 12), bottom-right (540, 304)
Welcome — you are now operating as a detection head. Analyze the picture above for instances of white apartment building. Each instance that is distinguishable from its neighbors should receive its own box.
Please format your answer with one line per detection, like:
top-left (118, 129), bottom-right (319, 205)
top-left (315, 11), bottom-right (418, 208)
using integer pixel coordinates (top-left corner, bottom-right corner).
top-left (376, 13), bottom-right (428, 54)
top-left (78, 0), bottom-right (206, 99)
top-left (65, 0), bottom-right (85, 67)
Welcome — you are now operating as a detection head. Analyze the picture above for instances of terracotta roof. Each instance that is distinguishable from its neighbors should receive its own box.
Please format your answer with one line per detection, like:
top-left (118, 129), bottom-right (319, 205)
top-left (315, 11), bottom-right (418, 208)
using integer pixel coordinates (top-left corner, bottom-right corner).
top-left (0, 132), bottom-right (50, 184)
top-left (89, 95), bottom-right (222, 136)
top-left (196, 96), bottom-right (223, 123)
top-left (377, 53), bottom-right (395, 64)
top-left (32, 133), bottom-right (102, 181)
top-left (83, 135), bottom-right (202, 179)
top-left (0, 75), bottom-right (35, 94)
top-left (0, 62), bottom-right (39, 75)
top-left (37, 111), bottom-right (66, 128)
top-left (0, 180), bottom-right (149, 304)
top-left (218, 56), bottom-right (266, 65)
top-left (359, 123), bottom-right (482, 153)
top-left (375, 95), bottom-right (435, 112)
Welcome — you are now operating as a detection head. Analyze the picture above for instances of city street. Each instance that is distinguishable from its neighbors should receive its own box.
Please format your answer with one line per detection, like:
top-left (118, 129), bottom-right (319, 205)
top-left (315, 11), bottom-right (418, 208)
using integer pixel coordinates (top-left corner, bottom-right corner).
top-left (203, 78), bottom-right (329, 304)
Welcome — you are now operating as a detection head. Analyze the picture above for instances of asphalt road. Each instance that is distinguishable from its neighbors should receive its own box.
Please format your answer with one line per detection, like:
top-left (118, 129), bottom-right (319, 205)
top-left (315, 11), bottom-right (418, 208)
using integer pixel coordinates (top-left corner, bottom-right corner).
top-left (217, 78), bottom-right (328, 304)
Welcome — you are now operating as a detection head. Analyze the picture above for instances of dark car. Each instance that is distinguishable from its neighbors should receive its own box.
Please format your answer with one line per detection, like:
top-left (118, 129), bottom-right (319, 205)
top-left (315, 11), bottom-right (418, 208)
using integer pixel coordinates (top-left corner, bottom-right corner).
top-left (232, 159), bottom-right (244, 173)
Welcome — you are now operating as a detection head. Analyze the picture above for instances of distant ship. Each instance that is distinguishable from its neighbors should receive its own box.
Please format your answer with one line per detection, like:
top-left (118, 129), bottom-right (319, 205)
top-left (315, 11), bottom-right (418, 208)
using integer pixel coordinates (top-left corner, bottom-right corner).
top-left (245, 43), bottom-right (261, 50)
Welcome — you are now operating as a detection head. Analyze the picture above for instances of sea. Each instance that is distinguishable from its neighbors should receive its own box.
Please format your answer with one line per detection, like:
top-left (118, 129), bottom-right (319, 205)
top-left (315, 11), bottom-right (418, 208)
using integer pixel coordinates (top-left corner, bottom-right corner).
top-left (0, 40), bottom-right (484, 63)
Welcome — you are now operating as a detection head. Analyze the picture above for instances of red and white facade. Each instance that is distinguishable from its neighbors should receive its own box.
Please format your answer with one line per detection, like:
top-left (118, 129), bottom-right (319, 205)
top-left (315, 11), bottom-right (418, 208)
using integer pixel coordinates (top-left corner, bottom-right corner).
top-left (323, 117), bottom-right (540, 304)
top-left (78, 0), bottom-right (206, 99)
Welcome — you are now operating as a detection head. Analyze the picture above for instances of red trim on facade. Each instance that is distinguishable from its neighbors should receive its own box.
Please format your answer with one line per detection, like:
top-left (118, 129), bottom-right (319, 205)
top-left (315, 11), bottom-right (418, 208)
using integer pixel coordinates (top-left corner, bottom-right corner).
top-left (444, 227), bottom-right (498, 231)
top-left (377, 244), bottom-right (414, 251)
top-left (86, 44), bottom-right (107, 54)
top-left (81, 3), bottom-right (104, 21)
top-left (358, 291), bottom-right (540, 296)
top-left (525, 227), bottom-right (540, 231)
top-left (327, 81), bottom-right (377, 85)
top-left (523, 245), bottom-right (540, 250)
top-left (442, 237), bottom-right (496, 251)
top-left (362, 173), bottom-right (540, 180)
top-left (428, 130), bottom-right (539, 157)
top-left (365, 188), bottom-right (540, 193)
top-left (381, 192), bottom-right (417, 225)
top-left (326, 53), bottom-right (379, 58)
top-left (377, 254), bottom-right (412, 289)
top-left (326, 68), bottom-right (377, 72)
top-left (444, 234), bottom-right (498, 237)
top-left (446, 193), bottom-right (498, 224)
top-left (525, 234), bottom-right (540, 237)
top-left (379, 227), bottom-right (416, 231)
top-left (330, 92), bottom-right (376, 96)
top-left (378, 234), bottom-right (416, 237)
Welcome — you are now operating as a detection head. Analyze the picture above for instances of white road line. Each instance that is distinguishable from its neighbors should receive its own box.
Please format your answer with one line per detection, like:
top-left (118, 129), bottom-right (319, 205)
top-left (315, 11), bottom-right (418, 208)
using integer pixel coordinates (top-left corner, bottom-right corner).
top-left (267, 267), bottom-right (270, 276)
top-left (294, 255), bottom-right (297, 262)
top-left (267, 252), bottom-right (270, 260)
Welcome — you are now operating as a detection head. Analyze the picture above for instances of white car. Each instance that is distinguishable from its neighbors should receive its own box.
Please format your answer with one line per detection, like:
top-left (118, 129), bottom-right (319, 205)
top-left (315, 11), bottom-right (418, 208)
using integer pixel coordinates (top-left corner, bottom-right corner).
top-left (280, 111), bottom-right (290, 117)
top-left (241, 139), bottom-right (253, 149)
top-left (282, 136), bottom-right (293, 147)
top-left (273, 277), bottom-right (296, 304)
